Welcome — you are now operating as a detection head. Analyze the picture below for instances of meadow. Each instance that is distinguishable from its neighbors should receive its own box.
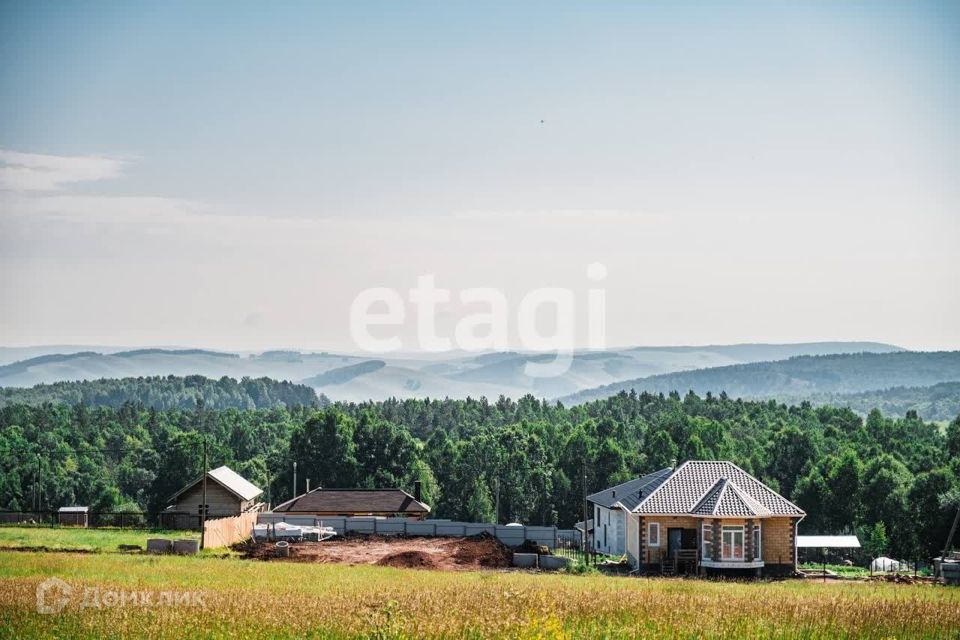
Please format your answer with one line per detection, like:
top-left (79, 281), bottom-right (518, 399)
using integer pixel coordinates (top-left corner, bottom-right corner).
top-left (0, 526), bottom-right (197, 553)
top-left (1, 550), bottom-right (959, 639)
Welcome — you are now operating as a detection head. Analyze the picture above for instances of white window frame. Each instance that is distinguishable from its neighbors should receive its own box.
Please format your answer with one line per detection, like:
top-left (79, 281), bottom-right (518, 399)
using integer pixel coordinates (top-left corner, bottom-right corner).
top-left (702, 523), bottom-right (713, 560)
top-left (647, 522), bottom-right (660, 547)
top-left (753, 523), bottom-right (762, 561)
top-left (721, 525), bottom-right (744, 560)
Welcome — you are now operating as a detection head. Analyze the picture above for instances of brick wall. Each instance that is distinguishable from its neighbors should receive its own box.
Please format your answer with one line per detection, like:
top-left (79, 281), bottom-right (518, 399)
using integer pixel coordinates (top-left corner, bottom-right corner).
top-left (761, 517), bottom-right (795, 566)
top-left (642, 516), bottom-right (701, 564)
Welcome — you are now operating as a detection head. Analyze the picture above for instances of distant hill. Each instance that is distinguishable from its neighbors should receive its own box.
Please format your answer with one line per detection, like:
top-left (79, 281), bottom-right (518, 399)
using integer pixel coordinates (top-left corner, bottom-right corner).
top-left (802, 381), bottom-right (960, 422)
top-left (0, 375), bottom-right (323, 410)
top-left (0, 342), bottom-right (903, 402)
top-left (559, 351), bottom-right (960, 407)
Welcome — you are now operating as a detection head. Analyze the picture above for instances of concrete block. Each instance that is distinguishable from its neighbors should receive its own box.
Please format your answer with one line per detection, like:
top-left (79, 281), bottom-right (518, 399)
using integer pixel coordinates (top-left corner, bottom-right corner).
top-left (537, 555), bottom-right (571, 570)
top-left (172, 539), bottom-right (199, 555)
top-left (512, 553), bottom-right (538, 568)
top-left (146, 538), bottom-right (173, 554)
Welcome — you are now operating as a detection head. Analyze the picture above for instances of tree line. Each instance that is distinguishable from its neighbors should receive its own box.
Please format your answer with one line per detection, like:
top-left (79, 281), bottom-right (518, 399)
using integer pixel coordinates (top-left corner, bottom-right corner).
top-left (0, 375), bottom-right (323, 410)
top-left (0, 389), bottom-right (957, 561)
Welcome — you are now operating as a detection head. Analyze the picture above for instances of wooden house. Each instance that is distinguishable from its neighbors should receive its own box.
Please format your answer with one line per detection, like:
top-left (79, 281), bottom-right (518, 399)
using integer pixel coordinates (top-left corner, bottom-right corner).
top-left (164, 466), bottom-right (265, 528)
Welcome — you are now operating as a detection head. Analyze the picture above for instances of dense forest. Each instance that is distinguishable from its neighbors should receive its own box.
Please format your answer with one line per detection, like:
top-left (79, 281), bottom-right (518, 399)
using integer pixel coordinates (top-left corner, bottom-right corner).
top-left (0, 391), bottom-right (957, 562)
top-left (0, 375), bottom-right (323, 410)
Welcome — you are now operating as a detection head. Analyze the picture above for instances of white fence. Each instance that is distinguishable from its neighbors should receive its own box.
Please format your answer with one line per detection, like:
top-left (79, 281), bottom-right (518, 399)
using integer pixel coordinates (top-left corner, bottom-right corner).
top-left (256, 513), bottom-right (577, 550)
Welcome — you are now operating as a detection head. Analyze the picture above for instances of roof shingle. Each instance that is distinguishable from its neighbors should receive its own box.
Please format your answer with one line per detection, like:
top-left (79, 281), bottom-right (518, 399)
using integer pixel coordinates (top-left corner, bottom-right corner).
top-left (632, 461), bottom-right (804, 517)
top-left (273, 488), bottom-right (430, 514)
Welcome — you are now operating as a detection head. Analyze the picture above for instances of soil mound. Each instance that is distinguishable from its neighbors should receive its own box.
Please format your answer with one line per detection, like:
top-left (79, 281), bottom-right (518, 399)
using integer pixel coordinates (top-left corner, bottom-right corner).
top-left (449, 535), bottom-right (513, 568)
top-left (377, 550), bottom-right (440, 569)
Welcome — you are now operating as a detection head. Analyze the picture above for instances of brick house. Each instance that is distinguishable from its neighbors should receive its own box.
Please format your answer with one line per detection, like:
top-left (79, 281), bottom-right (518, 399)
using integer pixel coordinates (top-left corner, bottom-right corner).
top-left (610, 461), bottom-right (804, 577)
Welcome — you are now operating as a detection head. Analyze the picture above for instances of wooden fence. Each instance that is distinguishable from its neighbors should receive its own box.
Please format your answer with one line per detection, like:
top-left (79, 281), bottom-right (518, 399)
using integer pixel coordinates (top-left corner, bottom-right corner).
top-left (203, 511), bottom-right (259, 549)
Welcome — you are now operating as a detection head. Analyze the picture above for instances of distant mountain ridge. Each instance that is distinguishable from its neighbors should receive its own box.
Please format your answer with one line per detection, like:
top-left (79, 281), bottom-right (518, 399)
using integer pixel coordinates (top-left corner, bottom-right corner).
top-left (559, 350), bottom-right (960, 406)
top-left (0, 341), bottom-right (905, 403)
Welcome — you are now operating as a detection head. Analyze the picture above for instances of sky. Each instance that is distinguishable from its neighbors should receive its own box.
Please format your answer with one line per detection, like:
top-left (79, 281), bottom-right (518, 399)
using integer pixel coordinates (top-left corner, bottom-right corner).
top-left (1, 1), bottom-right (958, 353)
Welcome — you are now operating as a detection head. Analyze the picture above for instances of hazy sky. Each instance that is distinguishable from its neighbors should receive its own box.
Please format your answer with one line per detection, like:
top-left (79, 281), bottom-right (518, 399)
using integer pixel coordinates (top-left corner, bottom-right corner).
top-left (1, 1), bottom-right (958, 352)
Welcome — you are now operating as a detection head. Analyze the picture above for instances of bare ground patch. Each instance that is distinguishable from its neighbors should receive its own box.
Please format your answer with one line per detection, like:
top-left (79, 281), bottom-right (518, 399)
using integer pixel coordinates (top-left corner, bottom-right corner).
top-left (236, 533), bottom-right (513, 571)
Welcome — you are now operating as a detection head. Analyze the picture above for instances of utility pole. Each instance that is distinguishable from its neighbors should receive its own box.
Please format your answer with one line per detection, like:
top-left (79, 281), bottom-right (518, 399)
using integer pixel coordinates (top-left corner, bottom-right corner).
top-left (582, 462), bottom-right (589, 563)
top-left (943, 503), bottom-right (960, 562)
top-left (292, 461), bottom-right (297, 500)
top-left (200, 438), bottom-right (208, 550)
top-left (494, 476), bottom-right (500, 525)
top-left (266, 468), bottom-right (272, 509)
top-left (34, 454), bottom-right (41, 513)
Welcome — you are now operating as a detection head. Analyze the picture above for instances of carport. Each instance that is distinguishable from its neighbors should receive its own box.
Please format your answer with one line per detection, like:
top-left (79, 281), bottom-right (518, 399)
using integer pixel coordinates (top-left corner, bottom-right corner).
top-left (797, 535), bottom-right (861, 581)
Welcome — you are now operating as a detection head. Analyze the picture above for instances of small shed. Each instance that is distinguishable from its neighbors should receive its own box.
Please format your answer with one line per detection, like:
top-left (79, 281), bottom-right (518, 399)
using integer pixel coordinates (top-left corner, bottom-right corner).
top-left (58, 506), bottom-right (89, 527)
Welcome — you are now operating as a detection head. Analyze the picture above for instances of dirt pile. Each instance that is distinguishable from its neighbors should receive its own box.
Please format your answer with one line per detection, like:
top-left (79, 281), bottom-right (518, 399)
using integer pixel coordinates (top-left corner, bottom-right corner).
top-left (239, 534), bottom-right (513, 571)
top-left (377, 550), bottom-right (440, 569)
top-left (449, 534), bottom-right (513, 568)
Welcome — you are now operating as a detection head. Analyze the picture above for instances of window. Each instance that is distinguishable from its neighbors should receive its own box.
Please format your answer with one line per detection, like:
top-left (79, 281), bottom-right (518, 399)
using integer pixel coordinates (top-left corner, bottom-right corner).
top-left (722, 526), bottom-right (744, 560)
top-left (198, 504), bottom-right (209, 517)
top-left (604, 524), bottom-right (608, 546)
top-left (753, 524), bottom-right (762, 561)
top-left (595, 506), bottom-right (600, 523)
top-left (702, 523), bottom-right (713, 560)
top-left (648, 522), bottom-right (660, 547)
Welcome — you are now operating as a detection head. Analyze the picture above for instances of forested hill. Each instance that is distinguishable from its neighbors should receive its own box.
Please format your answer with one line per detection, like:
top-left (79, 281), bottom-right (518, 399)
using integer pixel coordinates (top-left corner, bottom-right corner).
top-left (0, 375), bottom-right (323, 410)
top-left (800, 381), bottom-right (960, 423)
top-left (560, 351), bottom-right (960, 407)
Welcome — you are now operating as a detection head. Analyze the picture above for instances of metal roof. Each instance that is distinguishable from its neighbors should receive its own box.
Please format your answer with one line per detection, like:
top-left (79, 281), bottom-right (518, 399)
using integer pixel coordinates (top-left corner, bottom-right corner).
top-left (58, 506), bottom-right (89, 513)
top-left (632, 461), bottom-right (805, 517)
top-left (167, 465), bottom-right (263, 503)
top-left (796, 535), bottom-right (861, 548)
top-left (587, 468), bottom-right (672, 510)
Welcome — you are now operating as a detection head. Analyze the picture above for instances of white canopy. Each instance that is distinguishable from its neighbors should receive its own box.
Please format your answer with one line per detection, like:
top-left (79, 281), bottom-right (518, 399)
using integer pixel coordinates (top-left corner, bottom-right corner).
top-left (796, 535), bottom-right (860, 548)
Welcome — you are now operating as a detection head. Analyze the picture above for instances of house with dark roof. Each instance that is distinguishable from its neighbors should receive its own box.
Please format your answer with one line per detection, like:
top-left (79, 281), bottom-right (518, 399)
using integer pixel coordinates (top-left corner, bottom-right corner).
top-left (587, 467), bottom-right (672, 556)
top-left (164, 465), bottom-right (265, 528)
top-left (272, 483), bottom-right (430, 519)
top-left (598, 461), bottom-right (804, 576)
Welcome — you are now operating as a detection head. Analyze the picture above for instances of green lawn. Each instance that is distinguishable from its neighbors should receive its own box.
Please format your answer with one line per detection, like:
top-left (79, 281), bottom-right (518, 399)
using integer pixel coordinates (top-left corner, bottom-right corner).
top-left (1, 550), bottom-right (958, 639)
top-left (0, 526), bottom-right (198, 553)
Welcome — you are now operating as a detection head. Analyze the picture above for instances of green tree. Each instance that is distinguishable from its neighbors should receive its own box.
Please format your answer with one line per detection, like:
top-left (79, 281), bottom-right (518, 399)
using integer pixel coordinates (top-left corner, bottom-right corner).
top-left (863, 522), bottom-right (888, 559)
top-left (646, 430), bottom-right (678, 470)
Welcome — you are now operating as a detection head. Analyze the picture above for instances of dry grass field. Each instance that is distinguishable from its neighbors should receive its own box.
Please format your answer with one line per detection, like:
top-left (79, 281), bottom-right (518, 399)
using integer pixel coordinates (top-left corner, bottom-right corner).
top-left (1, 549), bottom-right (959, 639)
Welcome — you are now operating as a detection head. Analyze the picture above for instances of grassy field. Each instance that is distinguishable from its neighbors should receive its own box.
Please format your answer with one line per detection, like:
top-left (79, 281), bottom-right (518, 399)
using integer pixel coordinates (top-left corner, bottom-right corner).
top-left (0, 526), bottom-right (198, 553)
top-left (1, 550), bottom-right (959, 639)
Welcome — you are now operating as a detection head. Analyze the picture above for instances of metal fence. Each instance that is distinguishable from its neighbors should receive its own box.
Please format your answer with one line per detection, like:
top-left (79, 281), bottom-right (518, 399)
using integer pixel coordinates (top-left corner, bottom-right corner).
top-left (551, 528), bottom-right (597, 566)
top-left (0, 510), bottom-right (201, 530)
